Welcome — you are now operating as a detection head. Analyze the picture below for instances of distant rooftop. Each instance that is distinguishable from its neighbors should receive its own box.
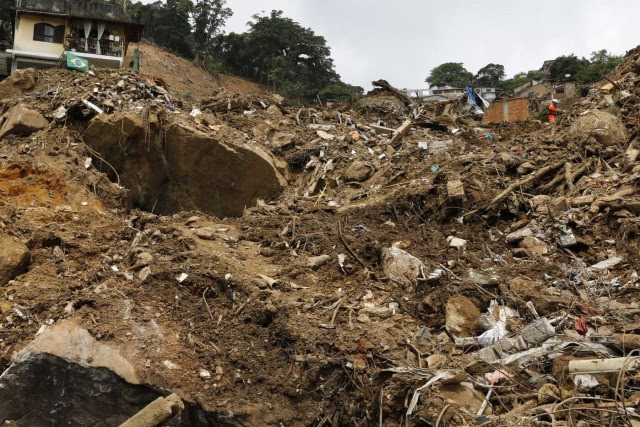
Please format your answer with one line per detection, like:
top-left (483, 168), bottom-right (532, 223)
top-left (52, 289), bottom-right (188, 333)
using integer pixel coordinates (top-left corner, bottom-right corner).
top-left (15, 0), bottom-right (135, 23)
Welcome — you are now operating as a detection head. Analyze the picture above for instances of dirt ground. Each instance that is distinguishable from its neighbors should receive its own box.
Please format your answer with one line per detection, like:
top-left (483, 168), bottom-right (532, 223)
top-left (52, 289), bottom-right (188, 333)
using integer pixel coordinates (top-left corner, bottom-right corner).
top-left (137, 41), bottom-right (269, 102)
top-left (2, 44), bottom-right (640, 426)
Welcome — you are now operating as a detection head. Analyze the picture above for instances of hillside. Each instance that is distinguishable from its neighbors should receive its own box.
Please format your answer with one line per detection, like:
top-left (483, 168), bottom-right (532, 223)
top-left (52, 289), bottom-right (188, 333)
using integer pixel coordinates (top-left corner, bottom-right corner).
top-left (138, 41), bottom-right (270, 102)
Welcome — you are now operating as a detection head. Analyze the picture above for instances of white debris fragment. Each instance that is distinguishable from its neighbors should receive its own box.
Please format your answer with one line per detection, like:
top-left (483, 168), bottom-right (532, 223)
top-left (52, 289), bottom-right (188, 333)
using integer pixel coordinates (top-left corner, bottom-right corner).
top-left (447, 236), bottom-right (468, 249)
top-left (163, 360), bottom-right (180, 370)
top-left (176, 273), bottom-right (189, 283)
top-left (317, 130), bottom-right (336, 140)
top-left (590, 257), bottom-right (624, 271)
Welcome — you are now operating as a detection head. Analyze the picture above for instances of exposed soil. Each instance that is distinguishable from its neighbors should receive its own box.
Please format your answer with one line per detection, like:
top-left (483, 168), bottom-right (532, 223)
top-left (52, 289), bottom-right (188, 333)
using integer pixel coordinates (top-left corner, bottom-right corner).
top-left (2, 45), bottom-right (640, 426)
top-left (138, 41), bottom-right (270, 102)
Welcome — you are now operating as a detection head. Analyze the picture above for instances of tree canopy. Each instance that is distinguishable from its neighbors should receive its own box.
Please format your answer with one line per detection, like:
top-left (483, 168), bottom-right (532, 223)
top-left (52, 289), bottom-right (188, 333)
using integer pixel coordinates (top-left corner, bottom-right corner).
top-left (216, 10), bottom-right (347, 101)
top-left (192, 0), bottom-right (232, 64)
top-left (575, 50), bottom-right (623, 85)
top-left (127, 0), bottom-right (231, 60)
top-left (0, 0), bottom-right (13, 48)
top-left (548, 54), bottom-right (589, 80)
top-left (318, 82), bottom-right (364, 100)
top-left (474, 63), bottom-right (506, 87)
top-left (426, 62), bottom-right (473, 88)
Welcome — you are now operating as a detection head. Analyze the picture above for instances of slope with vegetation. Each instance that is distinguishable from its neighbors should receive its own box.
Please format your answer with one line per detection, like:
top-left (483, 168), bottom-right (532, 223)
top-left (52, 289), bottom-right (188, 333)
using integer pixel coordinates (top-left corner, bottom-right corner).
top-left (426, 49), bottom-right (624, 94)
top-left (127, 2), bottom-right (362, 102)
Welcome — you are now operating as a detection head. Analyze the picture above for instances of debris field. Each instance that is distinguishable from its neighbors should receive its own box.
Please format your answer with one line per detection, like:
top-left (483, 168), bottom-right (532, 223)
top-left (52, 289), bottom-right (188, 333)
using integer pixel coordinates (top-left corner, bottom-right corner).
top-left (3, 44), bottom-right (640, 426)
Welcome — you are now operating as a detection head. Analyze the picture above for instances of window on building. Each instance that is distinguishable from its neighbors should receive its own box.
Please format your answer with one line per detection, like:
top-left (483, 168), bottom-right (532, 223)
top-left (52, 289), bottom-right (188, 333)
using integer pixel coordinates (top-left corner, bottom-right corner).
top-left (34, 23), bottom-right (65, 43)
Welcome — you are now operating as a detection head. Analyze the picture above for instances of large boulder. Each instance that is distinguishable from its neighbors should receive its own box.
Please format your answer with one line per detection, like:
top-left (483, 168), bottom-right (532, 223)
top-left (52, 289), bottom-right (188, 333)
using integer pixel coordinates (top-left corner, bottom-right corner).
top-left (0, 105), bottom-right (49, 139)
top-left (83, 111), bottom-right (287, 218)
top-left (0, 235), bottom-right (30, 285)
top-left (569, 110), bottom-right (628, 146)
top-left (0, 353), bottom-right (159, 426)
top-left (17, 321), bottom-right (138, 384)
top-left (0, 321), bottom-right (213, 425)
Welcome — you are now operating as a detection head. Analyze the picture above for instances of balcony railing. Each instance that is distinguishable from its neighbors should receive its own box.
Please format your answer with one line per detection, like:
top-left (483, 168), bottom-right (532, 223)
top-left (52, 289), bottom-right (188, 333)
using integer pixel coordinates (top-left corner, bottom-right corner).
top-left (66, 37), bottom-right (124, 58)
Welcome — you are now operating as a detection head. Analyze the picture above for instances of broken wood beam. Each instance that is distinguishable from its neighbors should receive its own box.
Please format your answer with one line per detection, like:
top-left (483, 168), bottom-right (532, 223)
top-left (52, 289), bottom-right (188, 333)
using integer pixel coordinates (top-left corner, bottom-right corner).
top-left (371, 79), bottom-right (413, 106)
top-left (370, 124), bottom-right (395, 136)
top-left (390, 119), bottom-right (413, 144)
top-left (589, 186), bottom-right (638, 213)
top-left (119, 393), bottom-right (184, 427)
top-left (568, 357), bottom-right (640, 374)
top-left (489, 160), bottom-right (569, 206)
top-left (614, 333), bottom-right (640, 352)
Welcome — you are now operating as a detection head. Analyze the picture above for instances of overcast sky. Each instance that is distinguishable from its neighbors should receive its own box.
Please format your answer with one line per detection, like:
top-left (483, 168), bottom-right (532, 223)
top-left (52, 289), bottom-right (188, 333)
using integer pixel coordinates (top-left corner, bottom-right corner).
top-left (142, 0), bottom-right (640, 90)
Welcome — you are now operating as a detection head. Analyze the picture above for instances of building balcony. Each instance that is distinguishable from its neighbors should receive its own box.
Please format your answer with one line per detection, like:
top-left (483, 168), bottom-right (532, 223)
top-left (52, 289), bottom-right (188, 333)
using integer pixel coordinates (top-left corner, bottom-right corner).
top-left (66, 37), bottom-right (123, 58)
top-left (64, 36), bottom-right (124, 68)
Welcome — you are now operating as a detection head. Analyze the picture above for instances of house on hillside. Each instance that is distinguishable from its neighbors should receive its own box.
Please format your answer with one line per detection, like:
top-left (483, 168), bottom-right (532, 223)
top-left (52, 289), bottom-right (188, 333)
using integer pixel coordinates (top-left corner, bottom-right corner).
top-left (6, 0), bottom-right (143, 73)
top-left (429, 83), bottom-right (466, 100)
top-left (513, 80), bottom-right (577, 100)
top-left (426, 83), bottom-right (497, 102)
top-left (540, 59), bottom-right (554, 74)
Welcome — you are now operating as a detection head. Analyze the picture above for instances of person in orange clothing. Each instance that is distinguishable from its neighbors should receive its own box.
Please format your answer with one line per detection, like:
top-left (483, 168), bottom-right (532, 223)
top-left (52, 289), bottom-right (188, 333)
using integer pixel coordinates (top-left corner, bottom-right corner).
top-left (548, 99), bottom-right (561, 122)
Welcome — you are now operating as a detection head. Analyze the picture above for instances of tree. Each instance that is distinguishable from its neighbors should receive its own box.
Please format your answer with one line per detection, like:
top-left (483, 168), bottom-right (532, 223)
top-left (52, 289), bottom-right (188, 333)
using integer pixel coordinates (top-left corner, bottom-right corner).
top-left (318, 82), bottom-right (364, 100)
top-left (0, 0), bottom-right (13, 48)
top-left (426, 63), bottom-right (473, 88)
top-left (548, 54), bottom-right (588, 80)
top-left (576, 49), bottom-right (623, 85)
top-left (474, 63), bottom-right (505, 87)
top-left (192, 0), bottom-right (232, 64)
top-left (108, 0), bottom-right (132, 12)
top-left (130, 0), bottom-right (194, 58)
top-left (217, 10), bottom-right (343, 100)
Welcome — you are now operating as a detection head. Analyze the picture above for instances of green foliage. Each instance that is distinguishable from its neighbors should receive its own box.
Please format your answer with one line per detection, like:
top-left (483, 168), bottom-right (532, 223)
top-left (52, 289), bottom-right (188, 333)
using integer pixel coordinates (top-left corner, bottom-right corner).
top-left (575, 50), bottom-right (623, 85)
top-left (426, 62), bottom-right (473, 88)
top-left (498, 50), bottom-right (623, 95)
top-left (500, 70), bottom-right (545, 93)
top-left (318, 82), bottom-right (364, 100)
top-left (129, 0), bottom-right (194, 58)
top-left (192, 0), bottom-right (232, 63)
top-left (548, 54), bottom-right (589, 80)
top-left (216, 10), bottom-right (346, 101)
top-left (0, 0), bottom-right (13, 48)
top-left (129, 0), bottom-right (230, 61)
top-left (474, 63), bottom-right (505, 87)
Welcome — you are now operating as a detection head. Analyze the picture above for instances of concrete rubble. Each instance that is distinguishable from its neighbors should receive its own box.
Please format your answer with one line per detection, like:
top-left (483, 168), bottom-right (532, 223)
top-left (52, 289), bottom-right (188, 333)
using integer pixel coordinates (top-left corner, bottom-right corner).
top-left (4, 43), bottom-right (640, 426)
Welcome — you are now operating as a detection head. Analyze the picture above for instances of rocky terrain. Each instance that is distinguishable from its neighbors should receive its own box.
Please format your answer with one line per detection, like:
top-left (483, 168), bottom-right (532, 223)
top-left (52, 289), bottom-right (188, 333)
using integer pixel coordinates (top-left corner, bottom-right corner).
top-left (2, 45), bottom-right (640, 426)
